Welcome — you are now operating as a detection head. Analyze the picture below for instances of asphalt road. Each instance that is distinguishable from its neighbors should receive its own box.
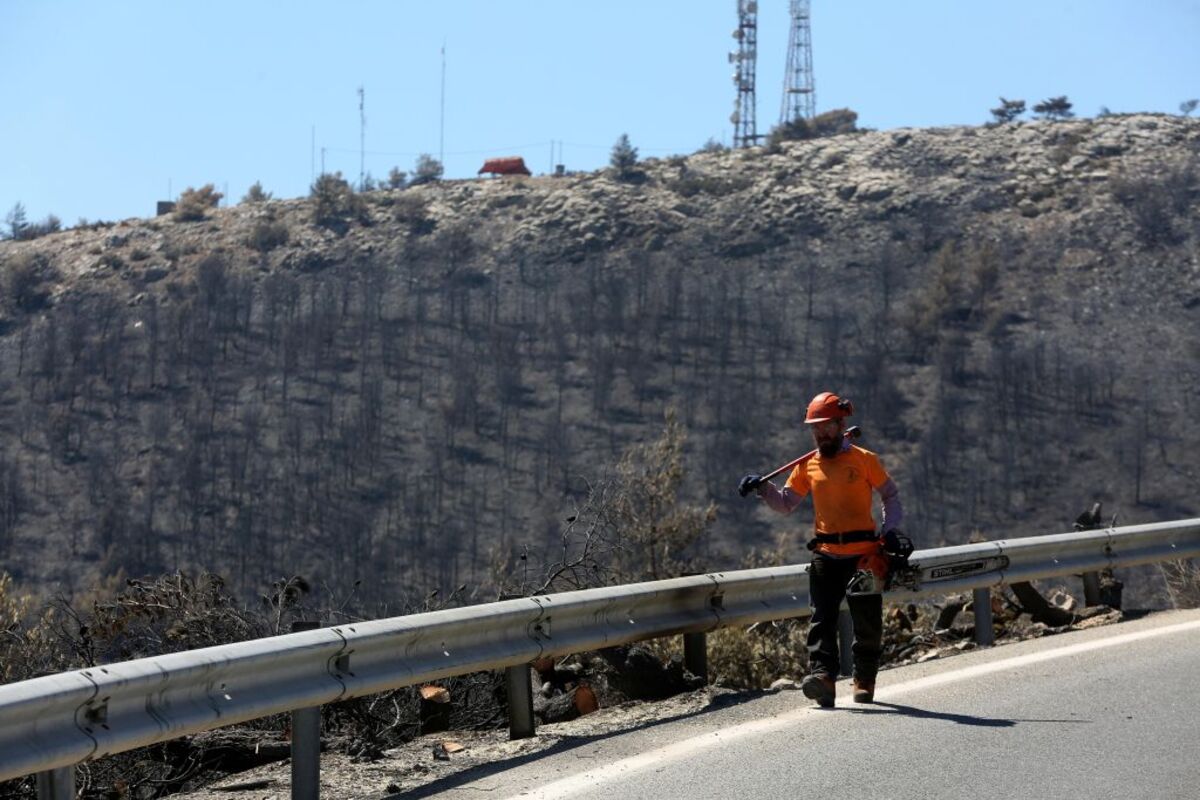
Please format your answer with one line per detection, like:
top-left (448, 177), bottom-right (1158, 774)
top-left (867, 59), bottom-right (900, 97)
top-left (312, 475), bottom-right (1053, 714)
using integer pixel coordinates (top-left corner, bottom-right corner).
top-left (432, 608), bottom-right (1200, 800)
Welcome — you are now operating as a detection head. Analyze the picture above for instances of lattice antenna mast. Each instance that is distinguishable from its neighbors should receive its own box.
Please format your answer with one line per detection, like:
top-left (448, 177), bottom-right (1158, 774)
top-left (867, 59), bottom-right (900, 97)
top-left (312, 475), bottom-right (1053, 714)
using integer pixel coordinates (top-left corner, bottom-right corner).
top-left (730, 0), bottom-right (759, 148)
top-left (780, 0), bottom-right (816, 124)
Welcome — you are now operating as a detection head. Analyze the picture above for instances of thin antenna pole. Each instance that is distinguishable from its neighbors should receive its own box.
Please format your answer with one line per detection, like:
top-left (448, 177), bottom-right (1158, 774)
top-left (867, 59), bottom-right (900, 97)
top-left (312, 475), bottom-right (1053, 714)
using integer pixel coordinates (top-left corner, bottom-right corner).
top-left (439, 40), bottom-right (446, 167)
top-left (311, 124), bottom-right (315, 184)
top-left (358, 86), bottom-right (366, 190)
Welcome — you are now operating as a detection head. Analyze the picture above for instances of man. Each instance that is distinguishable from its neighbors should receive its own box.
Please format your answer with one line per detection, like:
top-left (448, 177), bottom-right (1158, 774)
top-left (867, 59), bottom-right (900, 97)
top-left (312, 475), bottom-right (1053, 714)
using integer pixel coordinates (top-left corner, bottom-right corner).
top-left (738, 391), bottom-right (905, 708)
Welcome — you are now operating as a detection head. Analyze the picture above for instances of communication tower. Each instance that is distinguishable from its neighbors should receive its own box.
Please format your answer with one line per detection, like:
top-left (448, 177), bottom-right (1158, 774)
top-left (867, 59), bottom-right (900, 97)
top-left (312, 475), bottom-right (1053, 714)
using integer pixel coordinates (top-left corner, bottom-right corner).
top-left (780, 0), bottom-right (816, 124)
top-left (730, 0), bottom-right (759, 148)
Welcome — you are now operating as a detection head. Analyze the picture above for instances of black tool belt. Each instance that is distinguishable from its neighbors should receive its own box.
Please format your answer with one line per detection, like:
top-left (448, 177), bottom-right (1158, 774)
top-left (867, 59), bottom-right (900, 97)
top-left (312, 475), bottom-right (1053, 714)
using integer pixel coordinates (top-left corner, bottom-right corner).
top-left (806, 529), bottom-right (879, 551)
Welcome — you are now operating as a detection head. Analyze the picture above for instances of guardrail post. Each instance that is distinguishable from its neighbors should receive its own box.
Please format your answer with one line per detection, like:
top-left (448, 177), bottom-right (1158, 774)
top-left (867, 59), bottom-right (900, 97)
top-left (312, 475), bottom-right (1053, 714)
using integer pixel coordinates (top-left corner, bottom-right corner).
top-left (1100, 571), bottom-right (1124, 610)
top-left (679, 573), bottom-right (709, 683)
top-left (1081, 572), bottom-right (1102, 606)
top-left (505, 662), bottom-right (536, 740)
top-left (838, 603), bottom-right (854, 677)
top-left (36, 767), bottom-right (74, 800)
top-left (973, 588), bottom-right (994, 647)
top-left (291, 620), bottom-right (322, 800)
top-left (499, 593), bottom-right (536, 740)
top-left (683, 631), bottom-right (708, 683)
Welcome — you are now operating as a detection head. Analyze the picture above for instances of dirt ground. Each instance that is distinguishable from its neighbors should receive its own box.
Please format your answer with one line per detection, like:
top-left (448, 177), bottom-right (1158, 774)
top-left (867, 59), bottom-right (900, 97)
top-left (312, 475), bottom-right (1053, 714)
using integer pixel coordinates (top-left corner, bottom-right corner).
top-left (175, 687), bottom-right (730, 800)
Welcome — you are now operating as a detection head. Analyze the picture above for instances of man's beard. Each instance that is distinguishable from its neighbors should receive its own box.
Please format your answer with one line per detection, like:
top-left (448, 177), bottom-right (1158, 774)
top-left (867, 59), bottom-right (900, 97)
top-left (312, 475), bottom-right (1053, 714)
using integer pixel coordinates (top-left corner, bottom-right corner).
top-left (817, 439), bottom-right (841, 458)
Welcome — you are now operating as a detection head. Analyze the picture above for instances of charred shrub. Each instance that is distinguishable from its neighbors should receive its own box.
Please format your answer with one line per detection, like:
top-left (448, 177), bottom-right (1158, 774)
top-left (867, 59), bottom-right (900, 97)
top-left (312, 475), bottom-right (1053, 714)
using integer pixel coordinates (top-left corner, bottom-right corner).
top-left (174, 184), bottom-right (223, 222)
top-left (311, 172), bottom-right (369, 232)
top-left (248, 219), bottom-right (291, 252)
top-left (392, 192), bottom-right (436, 235)
top-left (1110, 161), bottom-right (1195, 247)
top-left (665, 169), bottom-right (753, 198)
top-left (768, 108), bottom-right (859, 148)
top-left (1, 252), bottom-right (59, 312)
top-left (241, 181), bottom-right (272, 203)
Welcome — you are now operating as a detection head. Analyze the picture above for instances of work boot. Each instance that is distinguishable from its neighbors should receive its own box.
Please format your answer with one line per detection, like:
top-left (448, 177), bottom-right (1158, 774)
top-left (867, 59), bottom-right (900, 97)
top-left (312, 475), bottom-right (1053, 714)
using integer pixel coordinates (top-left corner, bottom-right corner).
top-left (800, 673), bottom-right (836, 708)
top-left (852, 677), bottom-right (875, 703)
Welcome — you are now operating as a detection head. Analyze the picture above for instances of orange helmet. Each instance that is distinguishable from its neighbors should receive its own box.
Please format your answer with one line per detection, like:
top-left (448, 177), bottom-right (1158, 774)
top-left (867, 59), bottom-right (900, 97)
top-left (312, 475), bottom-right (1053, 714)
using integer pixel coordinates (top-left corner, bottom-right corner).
top-left (805, 391), bottom-right (854, 424)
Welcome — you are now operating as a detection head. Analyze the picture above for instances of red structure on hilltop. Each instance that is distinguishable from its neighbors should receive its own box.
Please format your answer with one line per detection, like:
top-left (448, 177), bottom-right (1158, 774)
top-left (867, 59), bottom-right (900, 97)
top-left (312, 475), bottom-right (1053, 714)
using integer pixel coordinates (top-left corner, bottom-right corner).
top-left (478, 157), bottom-right (532, 177)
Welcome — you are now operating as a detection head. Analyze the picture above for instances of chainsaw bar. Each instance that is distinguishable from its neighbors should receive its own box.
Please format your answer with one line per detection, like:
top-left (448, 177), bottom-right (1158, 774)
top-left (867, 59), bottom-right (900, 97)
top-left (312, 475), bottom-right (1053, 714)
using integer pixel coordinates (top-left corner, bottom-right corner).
top-left (889, 555), bottom-right (1010, 592)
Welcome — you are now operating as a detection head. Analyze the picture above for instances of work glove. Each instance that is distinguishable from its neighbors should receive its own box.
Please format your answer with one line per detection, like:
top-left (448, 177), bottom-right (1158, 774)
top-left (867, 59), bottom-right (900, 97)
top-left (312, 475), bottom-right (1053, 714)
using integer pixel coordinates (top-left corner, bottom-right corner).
top-left (738, 474), bottom-right (764, 498)
top-left (881, 529), bottom-right (914, 565)
top-left (879, 530), bottom-right (914, 590)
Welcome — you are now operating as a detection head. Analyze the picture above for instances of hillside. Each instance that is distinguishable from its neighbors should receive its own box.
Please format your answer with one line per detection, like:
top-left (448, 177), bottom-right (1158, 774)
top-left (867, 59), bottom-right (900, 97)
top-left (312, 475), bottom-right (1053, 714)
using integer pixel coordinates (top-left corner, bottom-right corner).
top-left (0, 113), bottom-right (1197, 604)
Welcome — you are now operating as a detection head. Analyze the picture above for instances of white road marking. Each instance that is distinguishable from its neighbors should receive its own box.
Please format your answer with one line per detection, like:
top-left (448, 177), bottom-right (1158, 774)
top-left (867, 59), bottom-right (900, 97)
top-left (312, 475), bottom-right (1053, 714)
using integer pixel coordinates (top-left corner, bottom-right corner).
top-left (496, 618), bottom-right (1200, 800)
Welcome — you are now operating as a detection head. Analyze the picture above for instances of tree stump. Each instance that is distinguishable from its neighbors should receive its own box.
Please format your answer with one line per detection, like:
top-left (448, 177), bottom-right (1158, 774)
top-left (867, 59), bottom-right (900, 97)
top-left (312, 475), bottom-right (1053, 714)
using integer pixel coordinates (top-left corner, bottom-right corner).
top-left (419, 685), bottom-right (451, 734)
top-left (1009, 582), bottom-right (1076, 627)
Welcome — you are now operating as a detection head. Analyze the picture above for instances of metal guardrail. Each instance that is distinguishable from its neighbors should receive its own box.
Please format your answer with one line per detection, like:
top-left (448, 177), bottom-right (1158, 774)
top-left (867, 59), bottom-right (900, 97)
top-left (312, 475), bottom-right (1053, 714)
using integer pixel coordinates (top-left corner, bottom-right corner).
top-left (2, 518), bottom-right (1198, 795)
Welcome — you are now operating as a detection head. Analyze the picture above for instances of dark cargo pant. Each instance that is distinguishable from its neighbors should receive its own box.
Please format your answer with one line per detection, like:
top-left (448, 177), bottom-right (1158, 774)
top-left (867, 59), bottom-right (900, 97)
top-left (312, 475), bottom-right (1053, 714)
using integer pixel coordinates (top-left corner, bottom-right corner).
top-left (807, 554), bottom-right (883, 681)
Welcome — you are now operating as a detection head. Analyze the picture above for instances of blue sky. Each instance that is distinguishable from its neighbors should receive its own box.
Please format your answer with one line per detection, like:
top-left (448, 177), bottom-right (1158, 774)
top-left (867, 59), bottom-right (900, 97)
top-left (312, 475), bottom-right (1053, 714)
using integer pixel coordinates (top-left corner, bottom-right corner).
top-left (3, 0), bottom-right (1198, 224)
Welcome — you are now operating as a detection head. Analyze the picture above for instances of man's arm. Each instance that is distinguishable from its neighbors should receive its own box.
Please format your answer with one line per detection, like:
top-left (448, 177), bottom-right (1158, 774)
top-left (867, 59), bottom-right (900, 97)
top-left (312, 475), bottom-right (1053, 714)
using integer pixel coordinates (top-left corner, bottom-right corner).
top-left (757, 481), bottom-right (804, 514)
top-left (877, 478), bottom-right (903, 532)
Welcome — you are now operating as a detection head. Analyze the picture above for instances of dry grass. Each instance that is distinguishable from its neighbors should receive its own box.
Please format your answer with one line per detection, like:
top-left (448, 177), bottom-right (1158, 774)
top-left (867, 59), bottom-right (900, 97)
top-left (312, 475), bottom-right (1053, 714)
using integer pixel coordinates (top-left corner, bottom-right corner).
top-left (1160, 559), bottom-right (1200, 609)
top-left (706, 620), bottom-right (810, 688)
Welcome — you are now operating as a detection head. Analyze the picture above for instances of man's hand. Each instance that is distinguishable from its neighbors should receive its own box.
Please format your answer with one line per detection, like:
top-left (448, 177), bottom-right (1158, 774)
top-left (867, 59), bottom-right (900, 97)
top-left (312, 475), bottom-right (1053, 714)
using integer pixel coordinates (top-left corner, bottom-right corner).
top-left (738, 474), bottom-right (764, 498)
top-left (880, 530), bottom-right (915, 590)
top-left (881, 530), bottom-right (914, 561)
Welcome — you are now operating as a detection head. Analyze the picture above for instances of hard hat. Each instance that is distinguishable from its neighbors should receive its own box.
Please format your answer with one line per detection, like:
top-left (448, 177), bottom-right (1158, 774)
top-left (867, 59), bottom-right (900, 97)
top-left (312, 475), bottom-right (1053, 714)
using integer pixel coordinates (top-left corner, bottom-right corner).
top-left (805, 391), bottom-right (854, 424)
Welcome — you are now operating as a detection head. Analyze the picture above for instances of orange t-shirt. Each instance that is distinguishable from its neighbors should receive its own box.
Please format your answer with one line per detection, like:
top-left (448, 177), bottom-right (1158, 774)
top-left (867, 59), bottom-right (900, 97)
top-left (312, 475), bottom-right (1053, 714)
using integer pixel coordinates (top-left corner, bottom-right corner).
top-left (786, 445), bottom-right (890, 556)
